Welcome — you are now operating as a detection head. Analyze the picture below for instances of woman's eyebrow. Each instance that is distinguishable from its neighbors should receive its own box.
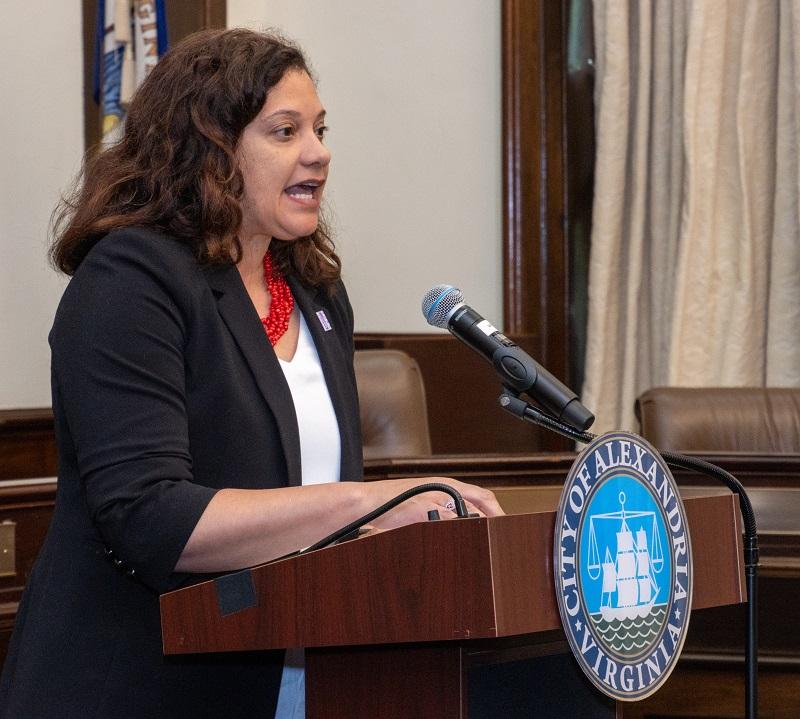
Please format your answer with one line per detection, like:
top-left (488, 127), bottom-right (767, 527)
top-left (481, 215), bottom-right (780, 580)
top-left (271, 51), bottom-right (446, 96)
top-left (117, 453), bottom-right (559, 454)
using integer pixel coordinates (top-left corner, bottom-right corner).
top-left (262, 108), bottom-right (327, 122)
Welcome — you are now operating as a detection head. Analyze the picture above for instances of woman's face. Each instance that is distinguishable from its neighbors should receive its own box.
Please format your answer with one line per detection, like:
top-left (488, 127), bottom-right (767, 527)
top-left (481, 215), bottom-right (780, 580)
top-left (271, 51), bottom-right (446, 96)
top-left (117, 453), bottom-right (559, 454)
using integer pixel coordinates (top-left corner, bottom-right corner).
top-left (236, 69), bottom-right (331, 245)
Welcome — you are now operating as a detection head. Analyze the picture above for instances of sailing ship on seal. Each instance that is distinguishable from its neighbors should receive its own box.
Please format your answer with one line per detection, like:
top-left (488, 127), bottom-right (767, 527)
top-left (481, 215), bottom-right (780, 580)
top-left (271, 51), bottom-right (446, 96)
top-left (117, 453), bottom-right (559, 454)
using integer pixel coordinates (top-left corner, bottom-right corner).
top-left (587, 491), bottom-right (665, 622)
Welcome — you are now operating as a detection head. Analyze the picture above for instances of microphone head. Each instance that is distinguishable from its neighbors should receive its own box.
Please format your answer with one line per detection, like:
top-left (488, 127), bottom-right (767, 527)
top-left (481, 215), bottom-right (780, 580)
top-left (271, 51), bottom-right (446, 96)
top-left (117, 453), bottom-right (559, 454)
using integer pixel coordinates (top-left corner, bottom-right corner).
top-left (422, 285), bottom-right (465, 328)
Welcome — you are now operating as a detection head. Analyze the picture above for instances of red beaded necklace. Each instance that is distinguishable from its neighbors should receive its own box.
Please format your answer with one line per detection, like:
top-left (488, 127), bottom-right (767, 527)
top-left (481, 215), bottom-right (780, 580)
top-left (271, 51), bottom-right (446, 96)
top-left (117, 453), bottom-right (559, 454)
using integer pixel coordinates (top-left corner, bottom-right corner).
top-left (260, 251), bottom-right (294, 346)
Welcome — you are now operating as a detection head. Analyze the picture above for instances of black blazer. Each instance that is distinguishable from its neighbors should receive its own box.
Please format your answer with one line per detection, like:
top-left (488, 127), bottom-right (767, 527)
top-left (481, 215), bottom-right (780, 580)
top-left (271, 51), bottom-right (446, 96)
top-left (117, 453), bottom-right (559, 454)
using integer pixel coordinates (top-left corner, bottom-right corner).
top-left (0, 227), bottom-right (363, 718)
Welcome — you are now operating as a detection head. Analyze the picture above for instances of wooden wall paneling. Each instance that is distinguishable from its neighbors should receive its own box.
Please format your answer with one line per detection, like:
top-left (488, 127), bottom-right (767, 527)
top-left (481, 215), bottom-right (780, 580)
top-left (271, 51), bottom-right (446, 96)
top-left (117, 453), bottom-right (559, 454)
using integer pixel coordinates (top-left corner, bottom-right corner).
top-left (625, 664), bottom-right (800, 719)
top-left (0, 483), bottom-right (59, 604)
top-left (0, 482), bottom-right (59, 665)
top-left (82, 0), bottom-right (227, 149)
top-left (0, 410), bottom-right (58, 481)
top-left (364, 452), bottom-right (577, 488)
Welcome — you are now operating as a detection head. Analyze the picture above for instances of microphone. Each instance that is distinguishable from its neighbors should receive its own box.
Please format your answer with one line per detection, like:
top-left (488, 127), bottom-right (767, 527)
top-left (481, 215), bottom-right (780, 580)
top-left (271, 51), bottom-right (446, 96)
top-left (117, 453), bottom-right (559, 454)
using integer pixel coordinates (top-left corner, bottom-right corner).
top-left (421, 285), bottom-right (595, 431)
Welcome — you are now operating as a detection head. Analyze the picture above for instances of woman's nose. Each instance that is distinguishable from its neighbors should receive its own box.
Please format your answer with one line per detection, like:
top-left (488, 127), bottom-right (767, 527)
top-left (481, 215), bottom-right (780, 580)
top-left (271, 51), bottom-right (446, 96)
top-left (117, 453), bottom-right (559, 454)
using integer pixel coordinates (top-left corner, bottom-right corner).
top-left (301, 131), bottom-right (331, 168)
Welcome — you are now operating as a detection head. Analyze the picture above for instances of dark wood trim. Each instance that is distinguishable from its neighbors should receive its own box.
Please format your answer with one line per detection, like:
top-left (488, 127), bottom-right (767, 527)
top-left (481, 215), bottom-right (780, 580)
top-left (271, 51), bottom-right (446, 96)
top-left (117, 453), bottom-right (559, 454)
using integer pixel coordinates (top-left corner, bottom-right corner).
top-left (501, 0), bottom-right (596, 399)
top-left (501, 1), bottom-right (568, 376)
top-left (203, 0), bottom-right (226, 29)
top-left (564, 0), bottom-right (596, 395)
top-left (161, 0), bottom-right (227, 46)
top-left (0, 409), bottom-right (54, 432)
top-left (502, 0), bottom-right (536, 335)
top-left (82, 0), bottom-right (99, 149)
top-left (363, 451), bottom-right (800, 486)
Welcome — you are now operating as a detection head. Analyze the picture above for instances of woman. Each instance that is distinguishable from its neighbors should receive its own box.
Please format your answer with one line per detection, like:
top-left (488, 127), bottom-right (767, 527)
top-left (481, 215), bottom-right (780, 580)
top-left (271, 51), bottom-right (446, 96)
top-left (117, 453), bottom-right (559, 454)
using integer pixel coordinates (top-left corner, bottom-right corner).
top-left (0, 28), bottom-right (502, 719)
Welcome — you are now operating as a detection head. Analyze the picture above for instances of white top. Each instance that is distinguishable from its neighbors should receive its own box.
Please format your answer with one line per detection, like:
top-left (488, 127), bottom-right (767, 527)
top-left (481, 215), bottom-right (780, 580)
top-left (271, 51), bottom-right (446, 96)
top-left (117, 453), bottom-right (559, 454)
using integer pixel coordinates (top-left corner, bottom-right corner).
top-left (275, 311), bottom-right (341, 718)
top-left (278, 313), bottom-right (341, 486)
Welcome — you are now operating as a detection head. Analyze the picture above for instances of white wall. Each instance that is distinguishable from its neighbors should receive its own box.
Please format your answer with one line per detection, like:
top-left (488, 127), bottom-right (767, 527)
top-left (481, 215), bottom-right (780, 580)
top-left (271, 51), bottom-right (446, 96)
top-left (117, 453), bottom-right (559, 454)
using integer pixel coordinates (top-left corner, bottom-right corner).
top-left (0, 1), bottom-right (82, 408)
top-left (0, 1), bottom-right (501, 408)
top-left (228, 0), bottom-right (503, 333)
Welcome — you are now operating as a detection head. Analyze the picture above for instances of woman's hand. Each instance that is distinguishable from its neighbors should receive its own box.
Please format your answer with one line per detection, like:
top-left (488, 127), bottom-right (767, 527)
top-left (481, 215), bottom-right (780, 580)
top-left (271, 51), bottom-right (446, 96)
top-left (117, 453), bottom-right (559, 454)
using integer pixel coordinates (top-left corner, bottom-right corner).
top-left (366, 476), bottom-right (504, 530)
top-left (178, 478), bottom-right (504, 573)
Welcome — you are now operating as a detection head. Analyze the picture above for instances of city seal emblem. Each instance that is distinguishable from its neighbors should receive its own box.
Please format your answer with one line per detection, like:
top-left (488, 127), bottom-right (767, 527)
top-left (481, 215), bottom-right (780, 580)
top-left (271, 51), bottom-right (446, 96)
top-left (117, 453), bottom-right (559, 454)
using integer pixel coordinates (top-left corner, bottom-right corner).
top-left (554, 432), bottom-right (693, 701)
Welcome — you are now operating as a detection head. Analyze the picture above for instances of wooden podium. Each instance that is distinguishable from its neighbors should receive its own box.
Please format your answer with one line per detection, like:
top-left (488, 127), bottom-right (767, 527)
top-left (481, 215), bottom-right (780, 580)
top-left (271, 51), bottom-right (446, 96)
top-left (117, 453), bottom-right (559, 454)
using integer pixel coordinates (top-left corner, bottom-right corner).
top-left (160, 493), bottom-right (745, 718)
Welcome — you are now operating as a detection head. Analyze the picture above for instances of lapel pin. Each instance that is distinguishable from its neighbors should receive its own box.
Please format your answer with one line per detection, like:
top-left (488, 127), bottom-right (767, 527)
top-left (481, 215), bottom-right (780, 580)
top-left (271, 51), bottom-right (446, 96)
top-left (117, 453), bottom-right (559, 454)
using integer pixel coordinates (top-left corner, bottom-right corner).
top-left (316, 310), bottom-right (332, 332)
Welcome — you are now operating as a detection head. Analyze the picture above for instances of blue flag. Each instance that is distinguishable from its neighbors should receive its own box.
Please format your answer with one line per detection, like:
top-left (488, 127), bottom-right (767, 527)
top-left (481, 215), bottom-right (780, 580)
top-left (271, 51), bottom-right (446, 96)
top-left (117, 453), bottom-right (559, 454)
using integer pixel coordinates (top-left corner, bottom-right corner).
top-left (94, 0), bottom-right (169, 144)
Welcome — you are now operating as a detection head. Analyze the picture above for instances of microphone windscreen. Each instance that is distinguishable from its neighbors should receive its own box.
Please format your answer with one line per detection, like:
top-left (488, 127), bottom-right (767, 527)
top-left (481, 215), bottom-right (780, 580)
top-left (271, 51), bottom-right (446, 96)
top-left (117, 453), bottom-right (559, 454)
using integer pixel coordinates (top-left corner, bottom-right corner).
top-left (421, 285), bottom-right (465, 328)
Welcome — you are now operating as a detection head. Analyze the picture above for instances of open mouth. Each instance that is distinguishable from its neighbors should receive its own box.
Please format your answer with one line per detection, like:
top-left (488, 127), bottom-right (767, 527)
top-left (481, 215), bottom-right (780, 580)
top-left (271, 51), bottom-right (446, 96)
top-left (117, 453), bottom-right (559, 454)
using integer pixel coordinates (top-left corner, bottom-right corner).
top-left (285, 181), bottom-right (322, 201)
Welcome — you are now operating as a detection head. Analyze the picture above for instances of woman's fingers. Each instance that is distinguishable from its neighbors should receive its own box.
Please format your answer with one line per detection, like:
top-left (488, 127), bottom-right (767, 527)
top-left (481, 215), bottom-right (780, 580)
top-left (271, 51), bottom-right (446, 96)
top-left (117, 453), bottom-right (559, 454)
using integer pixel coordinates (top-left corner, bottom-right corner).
top-left (367, 477), bottom-right (505, 530)
top-left (463, 487), bottom-right (504, 517)
top-left (463, 500), bottom-right (485, 518)
top-left (424, 478), bottom-right (504, 517)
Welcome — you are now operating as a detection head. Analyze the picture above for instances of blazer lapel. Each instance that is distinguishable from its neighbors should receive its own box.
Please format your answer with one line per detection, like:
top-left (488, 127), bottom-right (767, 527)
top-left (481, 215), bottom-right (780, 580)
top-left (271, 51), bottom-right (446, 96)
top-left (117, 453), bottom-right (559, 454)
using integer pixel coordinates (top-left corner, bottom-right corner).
top-left (205, 264), bottom-right (302, 486)
top-left (289, 277), bottom-right (362, 482)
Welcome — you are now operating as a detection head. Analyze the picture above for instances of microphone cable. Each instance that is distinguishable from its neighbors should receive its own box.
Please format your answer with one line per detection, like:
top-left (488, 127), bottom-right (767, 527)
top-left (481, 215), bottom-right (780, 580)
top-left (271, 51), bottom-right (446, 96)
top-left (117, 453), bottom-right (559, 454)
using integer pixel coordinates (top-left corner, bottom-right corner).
top-left (298, 482), bottom-right (469, 554)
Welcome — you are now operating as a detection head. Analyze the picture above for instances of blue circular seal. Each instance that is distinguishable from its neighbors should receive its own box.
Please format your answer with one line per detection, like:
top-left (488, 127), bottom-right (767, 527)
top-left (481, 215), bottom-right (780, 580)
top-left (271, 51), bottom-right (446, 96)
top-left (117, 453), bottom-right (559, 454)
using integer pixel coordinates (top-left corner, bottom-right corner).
top-left (554, 432), bottom-right (693, 701)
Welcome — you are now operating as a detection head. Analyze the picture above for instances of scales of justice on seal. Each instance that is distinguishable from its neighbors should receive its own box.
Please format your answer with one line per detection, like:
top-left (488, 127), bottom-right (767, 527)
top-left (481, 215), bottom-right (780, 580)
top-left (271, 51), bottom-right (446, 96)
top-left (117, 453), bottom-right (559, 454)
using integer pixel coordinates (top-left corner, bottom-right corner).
top-left (585, 484), bottom-right (666, 626)
top-left (420, 285), bottom-right (761, 719)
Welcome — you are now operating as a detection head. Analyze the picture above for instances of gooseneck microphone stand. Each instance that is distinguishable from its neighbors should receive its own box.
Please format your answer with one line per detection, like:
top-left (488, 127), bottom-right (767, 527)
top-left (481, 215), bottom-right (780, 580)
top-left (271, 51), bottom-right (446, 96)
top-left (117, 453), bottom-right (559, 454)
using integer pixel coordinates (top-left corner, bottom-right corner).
top-left (498, 391), bottom-right (759, 719)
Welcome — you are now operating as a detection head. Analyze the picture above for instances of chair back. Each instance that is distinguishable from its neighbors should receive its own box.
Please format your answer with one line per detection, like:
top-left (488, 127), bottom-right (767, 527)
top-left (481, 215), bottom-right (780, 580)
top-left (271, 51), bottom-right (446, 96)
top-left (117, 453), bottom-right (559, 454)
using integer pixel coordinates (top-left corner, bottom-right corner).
top-left (354, 349), bottom-right (432, 459)
top-left (635, 387), bottom-right (800, 453)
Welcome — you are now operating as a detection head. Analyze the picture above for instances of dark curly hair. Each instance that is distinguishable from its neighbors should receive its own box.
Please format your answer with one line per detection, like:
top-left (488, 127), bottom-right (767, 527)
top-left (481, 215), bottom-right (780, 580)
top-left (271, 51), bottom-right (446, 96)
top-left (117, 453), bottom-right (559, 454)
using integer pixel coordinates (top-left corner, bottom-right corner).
top-left (51, 28), bottom-right (340, 288)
